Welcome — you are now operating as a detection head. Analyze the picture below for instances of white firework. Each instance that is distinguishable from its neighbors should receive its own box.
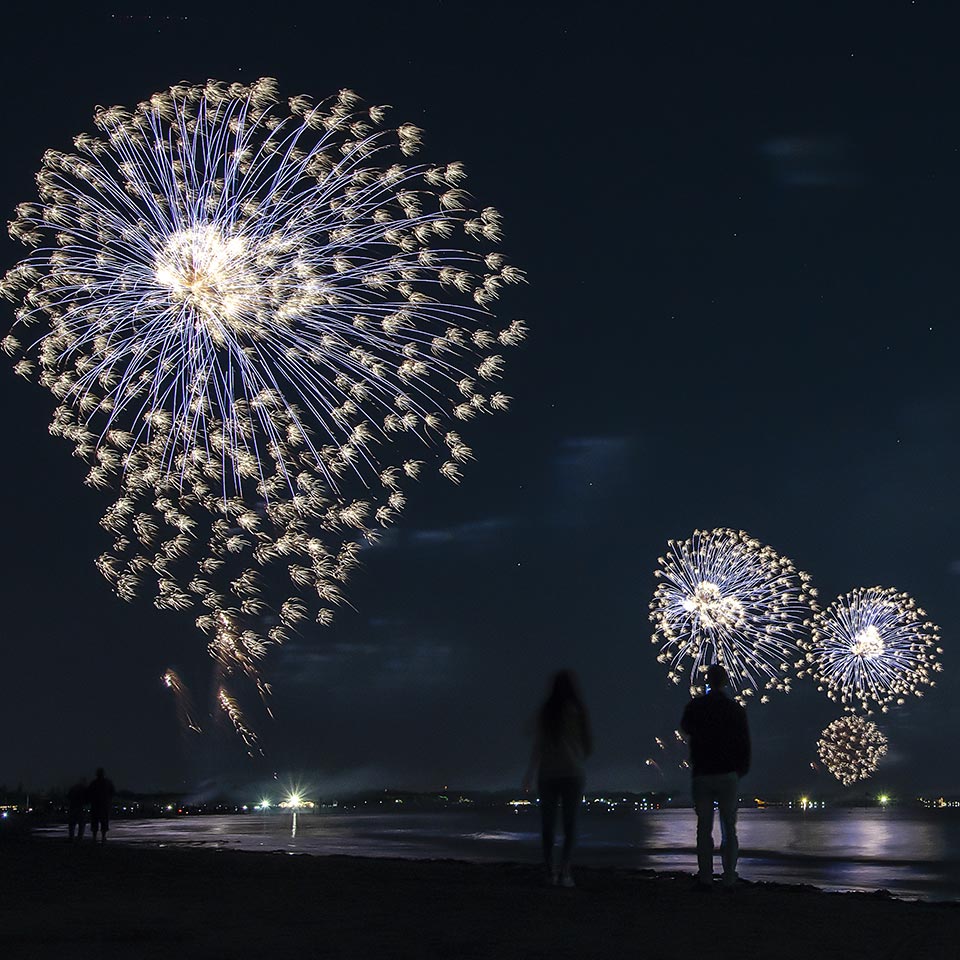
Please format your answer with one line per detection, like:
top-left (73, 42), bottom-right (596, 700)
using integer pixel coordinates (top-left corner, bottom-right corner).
top-left (817, 715), bottom-right (888, 786)
top-left (649, 528), bottom-right (818, 703)
top-left (801, 586), bottom-right (943, 714)
top-left (3, 78), bottom-right (526, 730)
top-left (3, 78), bottom-right (525, 495)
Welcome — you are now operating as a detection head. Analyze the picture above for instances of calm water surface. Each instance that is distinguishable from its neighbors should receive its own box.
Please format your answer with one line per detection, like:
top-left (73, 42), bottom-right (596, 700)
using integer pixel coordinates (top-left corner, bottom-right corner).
top-left (43, 808), bottom-right (960, 902)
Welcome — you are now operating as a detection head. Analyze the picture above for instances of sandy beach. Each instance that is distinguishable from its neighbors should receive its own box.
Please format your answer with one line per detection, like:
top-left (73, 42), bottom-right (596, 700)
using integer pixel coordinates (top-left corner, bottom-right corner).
top-left (3, 829), bottom-right (959, 960)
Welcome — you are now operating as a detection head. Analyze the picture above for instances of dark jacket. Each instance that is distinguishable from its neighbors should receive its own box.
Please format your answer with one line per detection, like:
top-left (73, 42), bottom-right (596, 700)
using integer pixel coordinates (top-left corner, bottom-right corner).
top-left (680, 689), bottom-right (751, 777)
top-left (66, 782), bottom-right (87, 812)
top-left (88, 775), bottom-right (115, 816)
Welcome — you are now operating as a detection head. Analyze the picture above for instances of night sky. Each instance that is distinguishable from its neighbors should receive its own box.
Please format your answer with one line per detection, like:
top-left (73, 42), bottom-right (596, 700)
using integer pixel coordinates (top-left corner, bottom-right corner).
top-left (3, 3), bottom-right (959, 799)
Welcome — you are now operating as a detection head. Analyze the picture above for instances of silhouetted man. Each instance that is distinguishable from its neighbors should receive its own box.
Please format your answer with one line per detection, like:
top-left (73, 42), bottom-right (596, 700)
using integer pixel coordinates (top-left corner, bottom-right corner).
top-left (88, 768), bottom-right (115, 843)
top-left (66, 779), bottom-right (87, 841)
top-left (680, 664), bottom-right (750, 889)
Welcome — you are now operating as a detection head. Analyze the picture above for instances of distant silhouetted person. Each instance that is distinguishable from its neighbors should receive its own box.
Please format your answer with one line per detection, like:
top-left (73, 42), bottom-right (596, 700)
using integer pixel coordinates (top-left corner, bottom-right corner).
top-left (524, 670), bottom-right (592, 887)
top-left (680, 664), bottom-right (750, 889)
top-left (66, 779), bottom-right (87, 841)
top-left (88, 768), bottom-right (115, 843)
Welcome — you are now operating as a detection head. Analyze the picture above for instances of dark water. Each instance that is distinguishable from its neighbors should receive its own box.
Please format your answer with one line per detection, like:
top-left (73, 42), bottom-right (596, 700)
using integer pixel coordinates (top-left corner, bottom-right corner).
top-left (41, 807), bottom-right (960, 902)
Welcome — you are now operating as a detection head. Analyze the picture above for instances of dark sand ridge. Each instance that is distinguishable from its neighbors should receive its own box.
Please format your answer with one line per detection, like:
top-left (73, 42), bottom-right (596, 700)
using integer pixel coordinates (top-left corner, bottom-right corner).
top-left (3, 832), bottom-right (958, 960)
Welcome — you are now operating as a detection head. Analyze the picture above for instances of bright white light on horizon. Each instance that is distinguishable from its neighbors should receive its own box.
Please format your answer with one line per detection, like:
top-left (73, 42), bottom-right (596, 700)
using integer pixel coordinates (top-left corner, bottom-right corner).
top-left (278, 790), bottom-right (315, 810)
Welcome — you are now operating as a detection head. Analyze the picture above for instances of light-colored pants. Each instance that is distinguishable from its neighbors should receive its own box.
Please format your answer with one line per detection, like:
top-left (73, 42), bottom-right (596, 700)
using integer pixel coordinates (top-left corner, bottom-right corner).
top-left (692, 772), bottom-right (740, 884)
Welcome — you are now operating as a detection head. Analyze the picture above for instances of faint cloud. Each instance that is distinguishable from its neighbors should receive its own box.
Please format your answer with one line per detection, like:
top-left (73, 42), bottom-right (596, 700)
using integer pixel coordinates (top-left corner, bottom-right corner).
top-left (548, 435), bottom-right (635, 527)
top-left (274, 629), bottom-right (455, 690)
top-left (554, 435), bottom-right (633, 470)
top-left (761, 137), bottom-right (854, 187)
top-left (411, 516), bottom-right (515, 547)
top-left (363, 515), bottom-right (517, 552)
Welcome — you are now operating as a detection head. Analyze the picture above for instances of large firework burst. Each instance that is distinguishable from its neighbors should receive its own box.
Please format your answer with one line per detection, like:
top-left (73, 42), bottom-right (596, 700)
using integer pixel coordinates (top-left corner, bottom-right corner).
top-left (800, 586), bottom-right (942, 714)
top-left (817, 715), bottom-right (888, 786)
top-left (649, 528), bottom-right (817, 703)
top-left (3, 78), bottom-right (525, 732)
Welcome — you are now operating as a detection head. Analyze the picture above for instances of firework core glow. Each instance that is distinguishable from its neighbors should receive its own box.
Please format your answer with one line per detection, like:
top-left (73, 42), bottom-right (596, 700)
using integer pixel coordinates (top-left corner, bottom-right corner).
top-left (801, 586), bottom-right (943, 714)
top-left (681, 581), bottom-right (746, 631)
top-left (649, 528), bottom-right (818, 703)
top-left (3, 78), bottom-right (526, 746)
top-left (850, 625), bottom-right (885, 660)
top-left (154, 226), bottom-right (257, 334)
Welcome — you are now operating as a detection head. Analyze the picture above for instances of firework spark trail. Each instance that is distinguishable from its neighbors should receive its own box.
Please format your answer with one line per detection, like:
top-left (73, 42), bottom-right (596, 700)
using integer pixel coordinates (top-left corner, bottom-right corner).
top-left (218, 686), bottom-right (261, 755)
top-left (801, 586), bottom-right (943, 714)
top-left (161, 668), bottom-right (202, 733)
top-left (817, 715), bottom-right (888, 786)
top-left (3, 79), bottom-right (526, 742)
top-left (644, 730), bottom-right (689, 776)
top-left (649, 528), bottom-right (818, 704)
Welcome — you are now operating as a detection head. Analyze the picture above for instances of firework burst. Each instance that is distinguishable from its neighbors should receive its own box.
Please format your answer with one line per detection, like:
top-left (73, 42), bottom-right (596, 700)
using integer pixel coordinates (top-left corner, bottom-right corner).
top-left (649, 528), bottom-right (818, 703)
top-left (817, 715), bottom-right (888, 786)
top-left (3, 78), bottom-right (526, 735)
top-left (800, 586), bottom-right (943, 714)
top-left (3, 78), bottom-right (525, 495)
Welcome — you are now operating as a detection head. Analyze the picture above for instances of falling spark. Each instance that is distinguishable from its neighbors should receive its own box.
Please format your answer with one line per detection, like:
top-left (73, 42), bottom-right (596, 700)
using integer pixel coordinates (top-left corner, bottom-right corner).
top-left (218, 686), bottom-right (260, 755)
top-left (161, 668), bottom-right (202, 733)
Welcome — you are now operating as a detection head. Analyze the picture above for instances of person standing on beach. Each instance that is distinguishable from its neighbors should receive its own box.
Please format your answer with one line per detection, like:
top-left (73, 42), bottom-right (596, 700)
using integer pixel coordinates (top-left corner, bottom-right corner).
top-left (88, 768), bottom-right (115, 843)
top-left (66, 779), bottom-right (88, 841)
top-left (523, 670), bottom-right (592, 888)
top-left (680, 664), bottom-right (750, 890)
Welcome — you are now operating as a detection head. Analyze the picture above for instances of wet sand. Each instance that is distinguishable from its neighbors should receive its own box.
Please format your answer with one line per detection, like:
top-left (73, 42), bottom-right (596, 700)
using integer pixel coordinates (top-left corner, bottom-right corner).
top-left (3, 829), bottom-right (959, 959)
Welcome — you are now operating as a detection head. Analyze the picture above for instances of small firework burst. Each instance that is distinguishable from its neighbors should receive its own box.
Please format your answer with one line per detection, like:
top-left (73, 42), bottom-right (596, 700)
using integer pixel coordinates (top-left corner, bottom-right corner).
top-left (801, 586), bottom-right (943, 714)
top-left (817, 715), bottom-right (888, 786)
top-left (649, 528), bottom-right (817, 703)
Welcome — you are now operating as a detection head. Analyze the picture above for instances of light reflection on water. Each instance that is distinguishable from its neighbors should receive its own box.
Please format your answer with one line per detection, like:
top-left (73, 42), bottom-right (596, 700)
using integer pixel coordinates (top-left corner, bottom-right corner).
top-left (38, 808), bottom-right (960, 901)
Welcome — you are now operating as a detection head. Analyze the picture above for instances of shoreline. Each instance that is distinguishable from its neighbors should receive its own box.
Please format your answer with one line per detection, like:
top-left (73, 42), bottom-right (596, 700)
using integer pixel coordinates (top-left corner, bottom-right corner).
top-left (29, 809), bottom-right (960, 904)
top-left (6, 830), bottom-right (960, 959)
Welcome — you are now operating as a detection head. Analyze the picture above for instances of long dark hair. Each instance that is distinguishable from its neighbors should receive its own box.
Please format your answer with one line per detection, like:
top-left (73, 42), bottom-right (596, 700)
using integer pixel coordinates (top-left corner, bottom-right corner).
top-left (539, 670), bottom-right (588, 743)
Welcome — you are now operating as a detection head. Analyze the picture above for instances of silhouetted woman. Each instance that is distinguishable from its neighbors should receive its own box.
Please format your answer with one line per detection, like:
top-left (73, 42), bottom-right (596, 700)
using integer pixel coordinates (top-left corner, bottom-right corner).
top-left (524, 670), bottom-right (592, 887)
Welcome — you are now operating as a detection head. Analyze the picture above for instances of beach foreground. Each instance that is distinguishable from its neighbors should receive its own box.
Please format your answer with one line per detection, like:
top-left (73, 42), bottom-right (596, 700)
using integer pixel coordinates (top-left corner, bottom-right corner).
top-left (4, 831), bottom-right (959, 960)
